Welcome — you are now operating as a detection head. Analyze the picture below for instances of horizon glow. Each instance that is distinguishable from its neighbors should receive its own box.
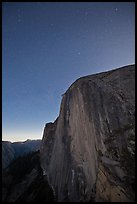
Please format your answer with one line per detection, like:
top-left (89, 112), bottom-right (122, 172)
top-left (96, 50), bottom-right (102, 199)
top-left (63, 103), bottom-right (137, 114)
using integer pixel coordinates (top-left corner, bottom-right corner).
top-left (2, 2), bottom-right (135, 142)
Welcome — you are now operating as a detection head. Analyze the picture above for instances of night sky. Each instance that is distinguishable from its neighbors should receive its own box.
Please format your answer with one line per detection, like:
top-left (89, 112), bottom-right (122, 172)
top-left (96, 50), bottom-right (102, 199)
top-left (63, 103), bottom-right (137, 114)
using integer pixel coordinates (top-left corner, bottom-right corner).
top-left (2, 2), bottom-right (135, 142)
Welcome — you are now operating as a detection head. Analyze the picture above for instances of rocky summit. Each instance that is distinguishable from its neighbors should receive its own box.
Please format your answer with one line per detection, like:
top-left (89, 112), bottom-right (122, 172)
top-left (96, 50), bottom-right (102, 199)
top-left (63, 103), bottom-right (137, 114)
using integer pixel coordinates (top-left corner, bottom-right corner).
top-left (40, 64), bottom-right (135, 202)
top-left (2, 65), bottom-right (135, 202)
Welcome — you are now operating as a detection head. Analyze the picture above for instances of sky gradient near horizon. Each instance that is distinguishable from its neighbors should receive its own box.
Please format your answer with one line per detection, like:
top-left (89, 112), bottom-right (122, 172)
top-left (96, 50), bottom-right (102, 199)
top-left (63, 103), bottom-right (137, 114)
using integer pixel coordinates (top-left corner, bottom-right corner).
top-left (2, 2), bottom-right (135, 142)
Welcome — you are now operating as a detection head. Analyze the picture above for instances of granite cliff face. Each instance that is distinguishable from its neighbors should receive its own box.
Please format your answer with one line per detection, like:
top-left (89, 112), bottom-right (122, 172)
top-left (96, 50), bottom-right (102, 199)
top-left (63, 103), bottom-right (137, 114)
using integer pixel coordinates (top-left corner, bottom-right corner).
top-left (40, 65), bottom-right (135, 202)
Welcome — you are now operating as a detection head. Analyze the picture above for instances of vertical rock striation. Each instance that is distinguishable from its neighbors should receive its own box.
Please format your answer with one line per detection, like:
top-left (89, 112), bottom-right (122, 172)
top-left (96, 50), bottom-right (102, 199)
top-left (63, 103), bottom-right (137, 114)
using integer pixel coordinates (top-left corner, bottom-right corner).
top-left (40, 64), bottom-right (135, 202)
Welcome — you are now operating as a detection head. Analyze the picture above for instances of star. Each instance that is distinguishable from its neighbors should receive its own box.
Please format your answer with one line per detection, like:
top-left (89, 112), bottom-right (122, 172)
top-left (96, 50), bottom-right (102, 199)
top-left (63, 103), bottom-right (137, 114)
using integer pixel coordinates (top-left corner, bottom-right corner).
top-left (18, 19), bottom-right (21, 23)
top-left (78, 52), bottom-right (81, 55)
top-left (84, 11), bottom-right (89, 20)
top-left (85, 11), bottom-right (88, 16)
top-left (114, 8), bottom-right (118, 12)
top-left (110, 19), bottom-right (113, 23)
top-left (17, 9), bottom-right (21, 23)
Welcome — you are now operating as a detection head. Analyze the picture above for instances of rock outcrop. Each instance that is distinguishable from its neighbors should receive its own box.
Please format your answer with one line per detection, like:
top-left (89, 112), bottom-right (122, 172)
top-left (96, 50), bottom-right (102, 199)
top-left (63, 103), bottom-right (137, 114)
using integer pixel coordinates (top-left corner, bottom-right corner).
top-left (40, 64), bottom-right (135, 202)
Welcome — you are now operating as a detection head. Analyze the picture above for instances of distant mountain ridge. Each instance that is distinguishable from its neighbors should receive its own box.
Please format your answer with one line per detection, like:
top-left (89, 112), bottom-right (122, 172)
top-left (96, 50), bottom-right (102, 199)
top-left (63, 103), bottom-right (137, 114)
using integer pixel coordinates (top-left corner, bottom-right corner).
top-left (2, 139), bottom-right (41, 169)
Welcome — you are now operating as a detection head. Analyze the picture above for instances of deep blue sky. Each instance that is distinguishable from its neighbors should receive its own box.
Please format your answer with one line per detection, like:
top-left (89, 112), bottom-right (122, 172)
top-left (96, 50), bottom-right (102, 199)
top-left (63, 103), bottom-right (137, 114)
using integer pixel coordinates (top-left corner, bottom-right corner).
top-left (2, 2), bottom-right (135, 142)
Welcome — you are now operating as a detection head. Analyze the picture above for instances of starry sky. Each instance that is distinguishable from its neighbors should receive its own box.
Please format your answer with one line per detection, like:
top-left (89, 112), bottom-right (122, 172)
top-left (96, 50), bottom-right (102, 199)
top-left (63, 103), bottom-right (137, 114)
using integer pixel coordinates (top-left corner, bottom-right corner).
top-left (2, 2), bottom-right (135, 142)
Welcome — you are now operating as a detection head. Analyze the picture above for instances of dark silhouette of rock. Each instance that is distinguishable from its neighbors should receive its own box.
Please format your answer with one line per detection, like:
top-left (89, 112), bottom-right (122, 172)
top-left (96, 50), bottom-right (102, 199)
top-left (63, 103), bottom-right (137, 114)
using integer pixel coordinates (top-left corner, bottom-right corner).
top-left (2, 141), bottom-right (15, 169)
top-left (40, 64), bottom-right (135, 202)
top-left (2, 139), bottom-right (41, 169)
top-left (2, 151), bottom-right (55, 202)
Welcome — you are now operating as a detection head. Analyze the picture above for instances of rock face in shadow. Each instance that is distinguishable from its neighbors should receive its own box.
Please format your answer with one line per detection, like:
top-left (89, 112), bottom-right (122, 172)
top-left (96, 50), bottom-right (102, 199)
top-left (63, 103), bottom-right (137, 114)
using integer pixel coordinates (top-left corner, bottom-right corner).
top-left (2, 141), bottom-right (15, 169)
top-left (2, 151), bottom-right (55, 202)
top-left (2, 139), bottom-right (41, 169)
top-left (40, 64), bottom-right (135, 202)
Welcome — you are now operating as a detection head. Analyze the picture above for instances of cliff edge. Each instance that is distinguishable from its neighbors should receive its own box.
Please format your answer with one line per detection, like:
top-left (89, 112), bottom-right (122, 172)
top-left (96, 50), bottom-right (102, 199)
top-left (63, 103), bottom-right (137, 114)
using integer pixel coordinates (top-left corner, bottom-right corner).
top-left (40, 64), bottom-right (135, 202)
